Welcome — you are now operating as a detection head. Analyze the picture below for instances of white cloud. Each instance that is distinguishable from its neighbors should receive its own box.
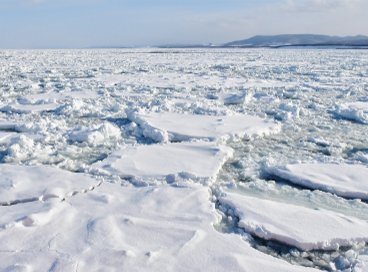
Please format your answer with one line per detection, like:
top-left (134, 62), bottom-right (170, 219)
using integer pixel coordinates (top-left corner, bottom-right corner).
top-left (281, 0), bottom-right (362, 12)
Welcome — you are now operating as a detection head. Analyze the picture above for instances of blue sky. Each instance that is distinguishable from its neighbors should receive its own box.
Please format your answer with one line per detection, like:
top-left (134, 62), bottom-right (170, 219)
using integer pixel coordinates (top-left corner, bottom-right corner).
top-left (0, 0), bottom-right (367, 48)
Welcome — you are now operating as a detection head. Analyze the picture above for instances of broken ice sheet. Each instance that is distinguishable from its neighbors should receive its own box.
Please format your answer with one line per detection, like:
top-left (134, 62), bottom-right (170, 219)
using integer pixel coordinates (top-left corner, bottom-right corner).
top-left (0, 183), bottom-right (315, 272)
top-left (92, 141), bottom-right (233, 184)
top-left (269, 162), bottom-right (368, 200)
top-left (219, 192), bottom-right (368, 251)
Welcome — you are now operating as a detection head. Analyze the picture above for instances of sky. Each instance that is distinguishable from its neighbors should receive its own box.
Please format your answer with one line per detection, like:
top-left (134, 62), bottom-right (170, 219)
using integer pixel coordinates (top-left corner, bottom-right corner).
top-left (0, 0), bottom-right (367, 48)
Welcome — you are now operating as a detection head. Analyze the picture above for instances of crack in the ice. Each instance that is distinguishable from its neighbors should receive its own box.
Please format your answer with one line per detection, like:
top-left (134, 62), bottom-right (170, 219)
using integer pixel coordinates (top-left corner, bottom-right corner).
top-left (214, 199), bottom-right (367, 271)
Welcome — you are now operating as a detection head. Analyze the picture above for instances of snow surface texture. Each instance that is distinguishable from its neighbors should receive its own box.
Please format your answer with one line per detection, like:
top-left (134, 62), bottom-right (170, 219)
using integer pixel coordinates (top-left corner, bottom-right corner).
top-left (220, 192), bottom-right (368, 251)
top-left (269, 162), bottom-right (368, 200)
top-left (92, 141), bottom-right (233, 185)
top-left (127, 110), bottom-right (280, 143)
top-left (1, 48), bottom-right (368, 271)
top-left (0, 164), bottom-right (101, 205)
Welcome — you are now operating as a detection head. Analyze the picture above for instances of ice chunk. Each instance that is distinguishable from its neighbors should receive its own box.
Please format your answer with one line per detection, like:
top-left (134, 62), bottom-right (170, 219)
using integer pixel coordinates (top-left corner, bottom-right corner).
top-left (92, 141), bottom-right (233, 184)
top-left (0, 164), bottom-right (101, 205)
top-left (335, 102), bottom-right (368, 124)
top-left (207, 92), bottom-right (252, 105)
top-left (69, 123), bottom-right (121, 145)
top-left (0, 121), bottom-right (25, 131)
top-left (220, 192), bottom-right (368, 251)
top-left (307, 136), bottom-right (330, 147)
top-left (127, 110), bottom-right (280, 143)
top-left (269, 162), bottom-right (368, 200)
top-left (0, 183), bottom-right (314, 272)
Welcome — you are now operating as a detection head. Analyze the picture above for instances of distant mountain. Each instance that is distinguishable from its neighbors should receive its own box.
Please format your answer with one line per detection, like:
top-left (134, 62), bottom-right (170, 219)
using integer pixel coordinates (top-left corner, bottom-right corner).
top-left (224, 34), bottom-right (368, 47)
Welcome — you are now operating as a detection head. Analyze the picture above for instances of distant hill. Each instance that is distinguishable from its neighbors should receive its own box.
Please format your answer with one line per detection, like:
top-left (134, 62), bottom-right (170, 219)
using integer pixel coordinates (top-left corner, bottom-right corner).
top-left (224, 34), bottom-right (368, 47)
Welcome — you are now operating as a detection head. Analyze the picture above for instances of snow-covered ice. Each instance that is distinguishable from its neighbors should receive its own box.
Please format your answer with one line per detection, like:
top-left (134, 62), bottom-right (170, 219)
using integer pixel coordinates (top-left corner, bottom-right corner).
top-left (354, 255), bottom-right (368, 272)
top-left (92, 141), bottom-right (233, 184)
top-left (127, 110), bottom-right (280, 143)
top-left (220, 192), bottom-right (368, 251)
top-left (269, 162), bottom-right (368, 200)
top-left (0, 103), bottom-right (59, 114)
top-left (1, 48), bottom-right (368, 271)
top-left (335, 102), bottom-right (368, 124)
top-left (0, 183), bottom-right (314, 272)
top-left (0, 164), bottom-right (101, 205)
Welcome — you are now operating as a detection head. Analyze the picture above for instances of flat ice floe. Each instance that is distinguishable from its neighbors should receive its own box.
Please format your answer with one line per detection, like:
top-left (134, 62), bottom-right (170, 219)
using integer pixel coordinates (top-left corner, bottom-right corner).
top-left (22, 89), bottom-right (102, 102)
top-left (92, 141), bottom-right (233, 184)
top-left (0, 183), bottom-right (314, 272)
top-left (0, 103), bottom-right (59, 114)
top-left (220, 192), bottom-right (368, 251)
top-left (0, 132), bottom-right (14, 144)
top-left (0, 164), bottom-right (101, 205)
top-left (269, 162), bottom-right (368, 200)
top-left (335, 102), bottom-right (368, 124)
top-left (127, 110), bottom-right (280, 143)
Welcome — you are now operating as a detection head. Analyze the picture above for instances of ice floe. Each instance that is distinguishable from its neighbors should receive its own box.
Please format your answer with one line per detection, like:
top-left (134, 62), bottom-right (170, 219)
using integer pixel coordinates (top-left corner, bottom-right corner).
top-left (92, 141), bottom-right (233, 184)
top-left (335, 102), bottom-right (368, 124)
top-left (269, 162), bottom-right (368, 200)
top-left (1, 48), bottom-right (368, 271)
top-left (127, 110), bottom-right (280, 143)
top-left (220, 192), bottom-right (368, 251)
top-left (0, 183), bottom-right (314, 272)
top-left (0, 103), bottom-right (59, 114)
top-left (0, 132), bottom-right (14, 144)
top-left (0, 164), bottom-right (101, 205)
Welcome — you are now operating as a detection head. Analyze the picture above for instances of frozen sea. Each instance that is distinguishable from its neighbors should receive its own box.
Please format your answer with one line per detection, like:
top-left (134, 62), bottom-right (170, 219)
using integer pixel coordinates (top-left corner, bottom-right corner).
top-left (1, 48), bottom-right (368, 271)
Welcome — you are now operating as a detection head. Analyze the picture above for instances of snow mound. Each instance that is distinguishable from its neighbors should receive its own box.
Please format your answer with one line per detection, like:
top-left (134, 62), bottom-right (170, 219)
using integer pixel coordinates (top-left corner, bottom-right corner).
top-left (220, 192), bottom-right (368, 251)
top-left (92, 141), bottom-right (233, 184)
top-left (335, 102), bottom-right (368, 124)
top-left (0, 183), bottom-right (314, 272)
top-left (269, 162), bottom-right (368, 200)
top-left (127, 110), bottom-right (280, 143)
top-left (0, 164), bottom-right (101, 205)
